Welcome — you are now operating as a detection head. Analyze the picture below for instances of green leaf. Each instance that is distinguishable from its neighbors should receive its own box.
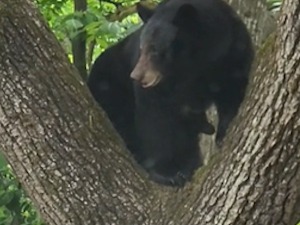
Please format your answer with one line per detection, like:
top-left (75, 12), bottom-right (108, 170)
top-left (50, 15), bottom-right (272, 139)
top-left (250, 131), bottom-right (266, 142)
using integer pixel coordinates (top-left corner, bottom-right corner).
top-left (0, 207), bottom-right (12, 225)
top-left (0, 154), bottom-right (7, 169)
top-left (0, 190), bottom-right (14, 207)
top-left (65, 18), bottom-right (84, 30)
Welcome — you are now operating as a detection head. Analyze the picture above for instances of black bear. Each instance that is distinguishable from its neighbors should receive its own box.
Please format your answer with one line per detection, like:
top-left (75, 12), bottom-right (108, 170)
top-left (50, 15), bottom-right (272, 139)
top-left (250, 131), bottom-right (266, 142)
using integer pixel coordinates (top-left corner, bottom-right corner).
top-left (133, 83), bottom-right (215, 186)
top-left (132, 0), bottom-right (254, 145)
top-left (88, 30), bottom-right (214, 186)
top-left (130, 0), bottom-right (254, 184)
top-left (88, 0), bottom-right (254, 186)
top-left (87, 30), bottom-right (141, 153)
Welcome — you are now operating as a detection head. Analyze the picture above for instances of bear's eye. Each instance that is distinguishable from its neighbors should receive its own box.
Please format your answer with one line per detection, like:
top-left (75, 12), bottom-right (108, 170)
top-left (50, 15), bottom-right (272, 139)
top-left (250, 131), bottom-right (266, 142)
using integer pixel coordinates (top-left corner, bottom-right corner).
top-left (149, 45), bottom-right (167, 60)
top-left (149, 44), bottom-right (158, 54)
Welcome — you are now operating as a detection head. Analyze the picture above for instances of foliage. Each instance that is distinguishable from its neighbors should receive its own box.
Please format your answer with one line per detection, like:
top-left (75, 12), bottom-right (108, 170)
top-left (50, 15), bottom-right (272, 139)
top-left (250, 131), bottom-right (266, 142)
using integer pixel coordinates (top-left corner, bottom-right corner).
top-left (267, 0), bottom-right (282, 11)
top-left (35, 0), bottom-right (142, 62)
top-left (0, 154), bottom-right (45, 225)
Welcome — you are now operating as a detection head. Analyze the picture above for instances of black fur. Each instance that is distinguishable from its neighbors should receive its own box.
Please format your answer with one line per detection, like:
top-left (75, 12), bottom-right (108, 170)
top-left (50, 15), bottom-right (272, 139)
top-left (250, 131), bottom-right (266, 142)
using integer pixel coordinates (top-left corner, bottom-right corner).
top-left (88, 0), bottom-right (254, 186)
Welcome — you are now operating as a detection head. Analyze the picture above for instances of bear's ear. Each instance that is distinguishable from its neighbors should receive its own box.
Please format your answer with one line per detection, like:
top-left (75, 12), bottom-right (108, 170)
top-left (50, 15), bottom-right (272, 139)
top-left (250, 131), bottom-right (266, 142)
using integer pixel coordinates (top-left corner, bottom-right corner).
top-left (172, 4), bottom-right (199, 31)
top-left (136, 3), bottom-right (154, 23)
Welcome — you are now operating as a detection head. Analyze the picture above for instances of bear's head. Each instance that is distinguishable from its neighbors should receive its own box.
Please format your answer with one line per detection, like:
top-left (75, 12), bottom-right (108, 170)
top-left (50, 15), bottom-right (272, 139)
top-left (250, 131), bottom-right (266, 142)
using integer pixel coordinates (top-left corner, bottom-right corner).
top-left (131, 3), bottom-right (202, 88)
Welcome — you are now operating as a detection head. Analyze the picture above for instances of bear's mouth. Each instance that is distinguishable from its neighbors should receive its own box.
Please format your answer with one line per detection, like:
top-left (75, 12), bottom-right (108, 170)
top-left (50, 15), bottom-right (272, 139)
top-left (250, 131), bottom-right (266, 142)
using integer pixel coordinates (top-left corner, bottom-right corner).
top-left (142, 75), bottom-right (162, 88)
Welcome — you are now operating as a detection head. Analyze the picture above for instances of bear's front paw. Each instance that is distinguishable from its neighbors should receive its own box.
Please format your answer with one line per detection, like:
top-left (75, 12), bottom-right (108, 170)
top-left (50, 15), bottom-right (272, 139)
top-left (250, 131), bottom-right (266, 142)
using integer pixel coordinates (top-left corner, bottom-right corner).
top-left (148, 170), bottom-right (190, 187)
top-left (141, 158), bottom-right (196, 187)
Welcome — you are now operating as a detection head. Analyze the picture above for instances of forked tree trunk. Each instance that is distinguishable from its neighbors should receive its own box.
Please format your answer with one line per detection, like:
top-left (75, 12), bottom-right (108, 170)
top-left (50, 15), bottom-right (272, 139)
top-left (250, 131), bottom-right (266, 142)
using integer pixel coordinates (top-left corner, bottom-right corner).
top-left (0, 0), bottom-right (299, 225)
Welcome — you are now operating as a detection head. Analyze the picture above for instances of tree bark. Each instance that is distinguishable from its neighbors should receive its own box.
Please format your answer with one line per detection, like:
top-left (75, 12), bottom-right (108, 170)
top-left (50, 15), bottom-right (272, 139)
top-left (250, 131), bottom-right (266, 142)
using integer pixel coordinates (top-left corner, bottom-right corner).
top-left (0, 1), bottom-right (299, 225)
top-left (228, 0), bottom-right (276, 46)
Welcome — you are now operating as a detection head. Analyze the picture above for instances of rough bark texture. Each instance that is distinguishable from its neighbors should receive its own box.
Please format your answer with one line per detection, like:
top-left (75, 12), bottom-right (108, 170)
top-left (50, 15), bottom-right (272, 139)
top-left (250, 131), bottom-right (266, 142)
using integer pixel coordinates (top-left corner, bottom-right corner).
top-left (228, 0), bottom-right (275, 46)
top-left (0, 0), bottom-right (299, 225)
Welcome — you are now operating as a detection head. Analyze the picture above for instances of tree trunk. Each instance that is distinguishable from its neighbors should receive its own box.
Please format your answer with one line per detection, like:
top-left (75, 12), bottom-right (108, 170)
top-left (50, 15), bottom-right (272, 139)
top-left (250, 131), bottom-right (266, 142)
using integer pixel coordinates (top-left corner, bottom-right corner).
top-left (228, 0), bottom-right (276, 46)
top-left (72, 0), bottom-right (88, 80)
top-left (0, 1), bottom-right (299, 225)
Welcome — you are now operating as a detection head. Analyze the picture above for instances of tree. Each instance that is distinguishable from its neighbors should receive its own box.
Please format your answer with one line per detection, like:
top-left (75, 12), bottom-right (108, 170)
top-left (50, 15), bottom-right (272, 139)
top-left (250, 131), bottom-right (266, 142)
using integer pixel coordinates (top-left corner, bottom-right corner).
top-left (0, 0), bottom-right (299, 224)
top-left (72, 0), bottom-right (88, 80)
